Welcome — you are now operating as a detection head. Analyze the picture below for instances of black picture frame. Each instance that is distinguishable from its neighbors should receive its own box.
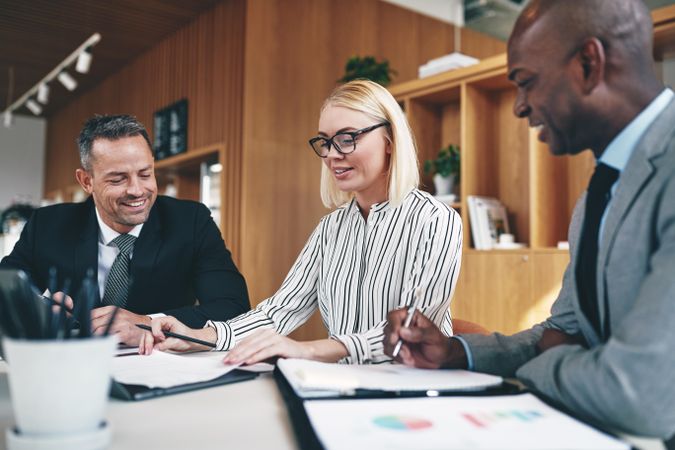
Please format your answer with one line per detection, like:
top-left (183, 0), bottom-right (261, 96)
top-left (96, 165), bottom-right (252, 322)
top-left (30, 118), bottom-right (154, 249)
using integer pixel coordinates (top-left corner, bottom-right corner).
top-left (153, 98), bottom-right (188, 160)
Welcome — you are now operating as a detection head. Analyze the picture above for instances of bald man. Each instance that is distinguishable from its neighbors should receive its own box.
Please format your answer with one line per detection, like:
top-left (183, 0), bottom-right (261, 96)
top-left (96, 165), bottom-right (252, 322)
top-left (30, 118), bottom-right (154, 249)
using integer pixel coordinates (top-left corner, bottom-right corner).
top-left (384, 0), bottom-right (675, 442)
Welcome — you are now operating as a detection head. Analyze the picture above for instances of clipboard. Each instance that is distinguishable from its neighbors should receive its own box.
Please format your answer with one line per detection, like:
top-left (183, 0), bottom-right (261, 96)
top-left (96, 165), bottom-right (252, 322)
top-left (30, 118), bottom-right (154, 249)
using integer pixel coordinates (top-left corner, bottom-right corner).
top-left (111, 369), bottom-right (258, 401)
top-left (273, 365), bottom-right (524, 450)
top-left (273, 366), bottom-right (631, 450)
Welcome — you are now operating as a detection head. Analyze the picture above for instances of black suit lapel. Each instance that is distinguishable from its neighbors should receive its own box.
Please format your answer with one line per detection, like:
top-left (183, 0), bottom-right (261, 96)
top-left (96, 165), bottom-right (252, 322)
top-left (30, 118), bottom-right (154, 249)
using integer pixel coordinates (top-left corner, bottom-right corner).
top-left (73, 199), bottom-right (100, 302)
top-left (127, 204), bottom-right (163, 312)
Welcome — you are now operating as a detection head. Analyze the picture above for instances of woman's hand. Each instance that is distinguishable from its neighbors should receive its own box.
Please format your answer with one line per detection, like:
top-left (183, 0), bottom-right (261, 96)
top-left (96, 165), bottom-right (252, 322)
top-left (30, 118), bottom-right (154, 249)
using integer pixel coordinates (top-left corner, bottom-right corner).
top-left (222, 329), bottom-right (312, 365)
top-left (139, 316), bottom-right (216, 355)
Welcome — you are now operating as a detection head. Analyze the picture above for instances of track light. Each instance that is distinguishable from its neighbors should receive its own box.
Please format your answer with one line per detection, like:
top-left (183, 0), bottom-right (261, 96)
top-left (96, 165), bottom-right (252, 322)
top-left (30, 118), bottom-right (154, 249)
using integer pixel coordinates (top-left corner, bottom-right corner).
top-left (1, 33), bottom-right (100, 126)
top-left (57, 71), bottom-right (77, 91)
top-left (76, 47), bottom-right (93, 74)
top-left (37, 83), bottom-right (50, 104)
top-left (3, 110), bottom-right (12, 128)
top-left (25, 99), bottom-right (42, 115)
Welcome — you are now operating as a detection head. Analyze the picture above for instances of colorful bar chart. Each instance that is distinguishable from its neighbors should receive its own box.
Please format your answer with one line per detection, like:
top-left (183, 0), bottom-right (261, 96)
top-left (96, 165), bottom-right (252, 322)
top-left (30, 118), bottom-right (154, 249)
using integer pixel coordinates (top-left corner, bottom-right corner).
top-left (461, 410), bottom-right (543, 428)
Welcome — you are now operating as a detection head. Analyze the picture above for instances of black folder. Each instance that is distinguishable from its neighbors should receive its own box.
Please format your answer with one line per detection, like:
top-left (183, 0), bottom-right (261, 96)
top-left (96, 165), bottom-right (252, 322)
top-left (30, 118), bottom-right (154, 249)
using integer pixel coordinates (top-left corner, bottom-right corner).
top-left (111, 369), bottom-right (258, 401)
top-left (273, 365), bottom-right (524, 450)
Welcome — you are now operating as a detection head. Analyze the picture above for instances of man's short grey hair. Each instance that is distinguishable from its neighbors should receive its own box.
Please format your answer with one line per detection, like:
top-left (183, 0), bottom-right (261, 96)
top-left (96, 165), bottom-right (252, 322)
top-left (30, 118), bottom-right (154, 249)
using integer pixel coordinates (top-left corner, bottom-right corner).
top-left (76, 114), bottom-right (152, 170)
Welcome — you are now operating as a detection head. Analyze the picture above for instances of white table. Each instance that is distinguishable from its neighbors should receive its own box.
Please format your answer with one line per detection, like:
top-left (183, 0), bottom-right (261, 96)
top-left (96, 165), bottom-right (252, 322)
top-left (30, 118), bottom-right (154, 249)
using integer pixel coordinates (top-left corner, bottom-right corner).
top-left (0, 358), bottom-right (667, 450)
top-left (0, 361), bottom-right (298, 450)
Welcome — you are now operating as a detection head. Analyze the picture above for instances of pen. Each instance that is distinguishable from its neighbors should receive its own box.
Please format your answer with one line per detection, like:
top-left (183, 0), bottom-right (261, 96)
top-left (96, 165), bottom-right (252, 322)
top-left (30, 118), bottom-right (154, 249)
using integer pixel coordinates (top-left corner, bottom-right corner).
top-left (392, 287), bottom-right (422, 358)
top-left (135, 324), bottom-right (217, 349)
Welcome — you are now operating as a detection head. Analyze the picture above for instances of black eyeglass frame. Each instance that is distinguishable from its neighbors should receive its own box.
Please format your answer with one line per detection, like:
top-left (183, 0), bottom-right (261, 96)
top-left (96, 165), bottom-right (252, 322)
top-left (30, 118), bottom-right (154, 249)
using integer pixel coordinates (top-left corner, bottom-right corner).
top-left (308, 121), bottom-right (390, 158)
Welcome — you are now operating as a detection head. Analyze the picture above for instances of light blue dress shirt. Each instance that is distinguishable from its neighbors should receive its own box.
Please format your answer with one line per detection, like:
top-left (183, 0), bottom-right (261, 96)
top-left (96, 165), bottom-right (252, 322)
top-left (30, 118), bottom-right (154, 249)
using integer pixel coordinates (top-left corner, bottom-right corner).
top-left (456, 88), bottom-right (674, 371)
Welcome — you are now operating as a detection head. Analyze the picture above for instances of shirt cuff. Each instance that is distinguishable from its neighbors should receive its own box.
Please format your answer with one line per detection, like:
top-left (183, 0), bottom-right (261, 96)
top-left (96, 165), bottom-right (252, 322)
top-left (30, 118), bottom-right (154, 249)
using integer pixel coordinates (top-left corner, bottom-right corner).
top-left (330, 334), bottom-right (372, 364)
top-left (452, 335), bottom-right (474, 371)
top-left (147, 313), bottom-right (167, 319)
top-left (205, 320), bottom-right (234, 351)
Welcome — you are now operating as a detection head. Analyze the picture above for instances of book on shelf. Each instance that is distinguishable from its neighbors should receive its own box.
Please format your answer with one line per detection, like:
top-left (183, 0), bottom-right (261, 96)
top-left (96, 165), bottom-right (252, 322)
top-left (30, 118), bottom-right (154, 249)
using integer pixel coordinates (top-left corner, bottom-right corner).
top-left (467, 195), bottom-right (510, 250)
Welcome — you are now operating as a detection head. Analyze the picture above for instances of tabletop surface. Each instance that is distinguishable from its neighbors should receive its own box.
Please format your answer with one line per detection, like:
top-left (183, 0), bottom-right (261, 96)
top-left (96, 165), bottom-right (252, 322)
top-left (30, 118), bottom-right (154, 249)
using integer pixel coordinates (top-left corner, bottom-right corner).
top-left (0, 360), bottom-right (297, 450)
top-left (0, 357), bottom-right (666, 450)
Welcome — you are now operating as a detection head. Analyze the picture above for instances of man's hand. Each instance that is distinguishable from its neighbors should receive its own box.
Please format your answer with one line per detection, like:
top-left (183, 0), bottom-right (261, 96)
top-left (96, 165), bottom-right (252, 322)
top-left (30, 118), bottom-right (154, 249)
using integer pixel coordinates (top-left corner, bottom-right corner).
top-left (536, 328), bottom-right (587, 354)
top-left (383, 308), bottom-right (468, 369)
top-left (50, 291), bottom-right (74, 314)
top-left (91, 306), bottom-right (151, 346)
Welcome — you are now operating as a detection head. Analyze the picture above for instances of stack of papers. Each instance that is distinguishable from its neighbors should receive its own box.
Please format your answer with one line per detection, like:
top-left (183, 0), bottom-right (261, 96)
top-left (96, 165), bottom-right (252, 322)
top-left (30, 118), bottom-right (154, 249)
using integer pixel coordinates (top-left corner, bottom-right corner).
top-left (305, 394), bottom-right (629, 450)
top-left (278, 359), bottom-right (503, 398)
top-left (112, 351), bottom-right (239, 389)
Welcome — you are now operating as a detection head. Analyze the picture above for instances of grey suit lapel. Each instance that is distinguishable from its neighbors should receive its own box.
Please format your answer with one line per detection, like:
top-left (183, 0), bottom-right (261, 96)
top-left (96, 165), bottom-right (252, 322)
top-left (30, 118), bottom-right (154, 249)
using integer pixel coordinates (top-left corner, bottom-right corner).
top-left (596, 98), bottom-right (675, 336)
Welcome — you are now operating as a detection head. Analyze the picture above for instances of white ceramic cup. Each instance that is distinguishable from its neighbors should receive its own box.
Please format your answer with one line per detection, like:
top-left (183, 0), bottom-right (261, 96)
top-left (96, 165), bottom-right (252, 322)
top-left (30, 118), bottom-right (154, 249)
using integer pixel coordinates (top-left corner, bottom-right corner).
top-left (499, 233), bottom-right (515, 244)
top-left (2, 336), bottom-right (117, 436)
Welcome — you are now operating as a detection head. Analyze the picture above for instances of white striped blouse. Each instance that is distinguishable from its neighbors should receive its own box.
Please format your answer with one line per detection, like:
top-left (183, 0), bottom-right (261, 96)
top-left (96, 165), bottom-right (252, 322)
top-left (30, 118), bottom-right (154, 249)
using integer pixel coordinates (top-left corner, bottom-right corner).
top-left (206, 189), bottom-right (463, 363)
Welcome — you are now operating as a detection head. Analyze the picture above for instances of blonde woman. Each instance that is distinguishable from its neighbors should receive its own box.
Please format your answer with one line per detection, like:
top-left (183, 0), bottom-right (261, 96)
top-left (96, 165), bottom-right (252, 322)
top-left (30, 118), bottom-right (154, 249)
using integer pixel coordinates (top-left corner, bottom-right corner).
top-left (140, 80), bottom-right (463, 364)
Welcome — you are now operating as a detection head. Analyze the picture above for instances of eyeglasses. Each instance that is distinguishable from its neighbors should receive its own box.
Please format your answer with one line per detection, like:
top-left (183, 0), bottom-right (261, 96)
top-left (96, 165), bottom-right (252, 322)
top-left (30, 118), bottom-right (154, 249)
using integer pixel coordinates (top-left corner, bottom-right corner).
top-left (308, 122), bottom-right (389, 158)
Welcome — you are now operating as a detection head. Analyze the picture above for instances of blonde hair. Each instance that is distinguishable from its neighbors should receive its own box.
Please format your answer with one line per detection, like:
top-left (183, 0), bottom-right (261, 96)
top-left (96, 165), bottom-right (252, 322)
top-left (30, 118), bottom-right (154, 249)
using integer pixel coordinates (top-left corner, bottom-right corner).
top-left (319, 79), bottom-right (419, 208)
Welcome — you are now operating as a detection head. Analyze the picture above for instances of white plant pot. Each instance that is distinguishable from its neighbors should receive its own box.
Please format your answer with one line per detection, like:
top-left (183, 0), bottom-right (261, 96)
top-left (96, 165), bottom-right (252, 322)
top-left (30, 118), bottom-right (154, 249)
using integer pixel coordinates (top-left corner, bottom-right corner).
top-left (433, 173), bottom-right (457, 196)
top-left (2, 336), bottom-right (117, 437)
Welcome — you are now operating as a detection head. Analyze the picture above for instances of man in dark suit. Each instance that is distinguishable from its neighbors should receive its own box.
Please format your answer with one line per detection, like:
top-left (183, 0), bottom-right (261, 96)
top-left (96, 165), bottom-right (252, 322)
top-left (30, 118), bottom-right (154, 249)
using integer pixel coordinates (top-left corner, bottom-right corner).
top-left (384, 0), bottom-right (675, 444)
top-left (1, 114), bottom-right (250, 345)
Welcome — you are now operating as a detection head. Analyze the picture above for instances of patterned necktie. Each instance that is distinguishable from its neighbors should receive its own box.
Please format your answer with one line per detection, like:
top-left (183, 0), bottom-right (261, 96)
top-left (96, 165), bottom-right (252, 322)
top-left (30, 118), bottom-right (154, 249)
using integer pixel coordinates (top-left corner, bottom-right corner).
top-left (575, 163), bottom-right (619, 337)
top-left (102, 234), bottom-right (137, 308)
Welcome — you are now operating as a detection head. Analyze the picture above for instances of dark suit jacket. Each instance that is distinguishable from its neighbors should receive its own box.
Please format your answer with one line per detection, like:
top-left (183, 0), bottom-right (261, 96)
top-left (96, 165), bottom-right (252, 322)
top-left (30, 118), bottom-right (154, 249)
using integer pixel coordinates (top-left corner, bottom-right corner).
top-left (0, 196), bottom-right (250, 327)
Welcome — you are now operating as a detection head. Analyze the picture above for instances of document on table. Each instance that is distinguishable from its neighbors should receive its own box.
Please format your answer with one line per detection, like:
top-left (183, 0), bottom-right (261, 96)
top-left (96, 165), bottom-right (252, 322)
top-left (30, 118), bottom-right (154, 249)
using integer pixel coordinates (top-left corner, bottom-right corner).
top-left (112, 351), bottom-right (239, 389)
top-left (305, 393), bottom-right (629, 450)
top-left (278, 358), bottom-right (503, 398)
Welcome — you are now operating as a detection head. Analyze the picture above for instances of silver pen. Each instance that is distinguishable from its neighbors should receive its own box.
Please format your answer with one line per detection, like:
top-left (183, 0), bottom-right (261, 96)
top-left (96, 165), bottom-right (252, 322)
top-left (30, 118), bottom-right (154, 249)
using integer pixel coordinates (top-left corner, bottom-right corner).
top-left (392, 287), bottom-right (422, 358)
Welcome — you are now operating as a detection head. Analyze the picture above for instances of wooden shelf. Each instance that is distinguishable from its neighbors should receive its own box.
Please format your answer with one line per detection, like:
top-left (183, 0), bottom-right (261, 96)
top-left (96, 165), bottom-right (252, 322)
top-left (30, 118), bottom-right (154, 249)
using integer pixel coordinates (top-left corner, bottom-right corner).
top-left (154, 142), bottom-right (227, 236)
top-left (391, 5), bottom-right (675, 334)
top-left (154, 143), bottom-right (223, 169)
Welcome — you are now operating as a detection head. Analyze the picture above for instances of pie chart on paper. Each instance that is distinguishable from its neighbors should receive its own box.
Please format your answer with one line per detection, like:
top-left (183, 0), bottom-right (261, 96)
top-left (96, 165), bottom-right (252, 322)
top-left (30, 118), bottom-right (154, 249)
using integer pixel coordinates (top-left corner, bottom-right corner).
top-left (372, 415), bottom-right (433, 431)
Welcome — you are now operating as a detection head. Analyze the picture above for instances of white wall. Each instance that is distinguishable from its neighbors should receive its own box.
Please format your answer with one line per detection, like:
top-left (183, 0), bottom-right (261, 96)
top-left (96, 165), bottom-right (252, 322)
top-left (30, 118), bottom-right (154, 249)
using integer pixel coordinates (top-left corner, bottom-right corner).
top-left (662, 57), bottom-right (675, 89)
top-left (381, 0), bottom-right (463, 25)
top-left (0, 115), bottom-right (46, 210)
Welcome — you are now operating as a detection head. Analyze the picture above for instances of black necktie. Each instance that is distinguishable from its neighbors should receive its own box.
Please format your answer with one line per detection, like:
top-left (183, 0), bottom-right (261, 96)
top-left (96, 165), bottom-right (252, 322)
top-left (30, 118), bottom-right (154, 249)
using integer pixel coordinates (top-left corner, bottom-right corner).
top-left (576, 163), bottom-right (619, 337)
top-left (102, 234), bottom-right (137, 308)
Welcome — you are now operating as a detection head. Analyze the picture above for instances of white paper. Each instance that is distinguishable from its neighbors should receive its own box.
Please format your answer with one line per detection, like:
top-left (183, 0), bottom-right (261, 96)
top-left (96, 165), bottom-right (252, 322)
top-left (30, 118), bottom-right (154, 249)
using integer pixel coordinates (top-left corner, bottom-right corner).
top-left (111, 351), bottom-right (239, 388)
top-left (305, 394), bottom-right (629, 450)
top-left (278, 359), bottom-right (502, 397)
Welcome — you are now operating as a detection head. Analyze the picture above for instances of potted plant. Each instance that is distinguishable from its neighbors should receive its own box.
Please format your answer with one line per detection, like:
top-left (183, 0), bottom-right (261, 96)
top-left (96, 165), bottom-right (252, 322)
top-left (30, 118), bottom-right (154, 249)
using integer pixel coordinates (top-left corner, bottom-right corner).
top-left (424, 144), bottom-right (460, 196)
top-left (339, 55), bottom-right (396, 86)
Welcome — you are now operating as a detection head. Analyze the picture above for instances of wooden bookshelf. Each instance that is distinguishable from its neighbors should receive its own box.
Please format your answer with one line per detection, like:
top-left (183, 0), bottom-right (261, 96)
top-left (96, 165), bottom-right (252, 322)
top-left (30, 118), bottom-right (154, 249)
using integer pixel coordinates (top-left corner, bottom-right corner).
top-left (389, 6), bottom-right (675, 334)
top-left (154, 143), bottom-right (227, 236)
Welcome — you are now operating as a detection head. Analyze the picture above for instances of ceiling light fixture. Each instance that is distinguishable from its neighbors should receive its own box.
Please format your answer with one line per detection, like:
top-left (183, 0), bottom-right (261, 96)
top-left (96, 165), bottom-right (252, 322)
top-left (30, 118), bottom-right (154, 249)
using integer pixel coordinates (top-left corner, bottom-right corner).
top-left (76, 47), bottom-right (93, 74)
top-left (37, 83), bottom-right (50, 104)
top-left (3, 110), bottom-right (12, 128)
top-left (25, 99), bottom-right (43, 116)
top-left (1, 33), bottom-right (101, 122)
top-left (57, 71), bottom-right (78, 91)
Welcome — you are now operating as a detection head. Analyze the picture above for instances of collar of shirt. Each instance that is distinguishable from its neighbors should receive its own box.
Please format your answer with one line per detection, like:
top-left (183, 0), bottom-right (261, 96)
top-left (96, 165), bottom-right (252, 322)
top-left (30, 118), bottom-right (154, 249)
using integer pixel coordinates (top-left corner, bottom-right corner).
top-left (600, 88), bottom-right (674, 172)
top-left (95, 207), bottom-right (143, 246)
top-left (346, 196), bottom-right (392, 219)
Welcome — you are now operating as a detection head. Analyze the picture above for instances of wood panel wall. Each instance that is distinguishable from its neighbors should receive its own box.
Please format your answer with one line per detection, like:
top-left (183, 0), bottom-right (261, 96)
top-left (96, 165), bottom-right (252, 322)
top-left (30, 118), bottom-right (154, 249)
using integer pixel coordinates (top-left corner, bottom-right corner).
top-left (240, 0), bottom-right (505, 340)
top-left (44, 0), bottom-right (246, 258)
top-left (44, 0), bottom-right (505, 339)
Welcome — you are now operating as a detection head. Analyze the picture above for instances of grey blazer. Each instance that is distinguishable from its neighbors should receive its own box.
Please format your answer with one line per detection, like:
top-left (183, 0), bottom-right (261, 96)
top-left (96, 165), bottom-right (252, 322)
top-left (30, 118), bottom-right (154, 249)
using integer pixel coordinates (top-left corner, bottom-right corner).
top-left (461, 97), bottom-right (675, 440)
